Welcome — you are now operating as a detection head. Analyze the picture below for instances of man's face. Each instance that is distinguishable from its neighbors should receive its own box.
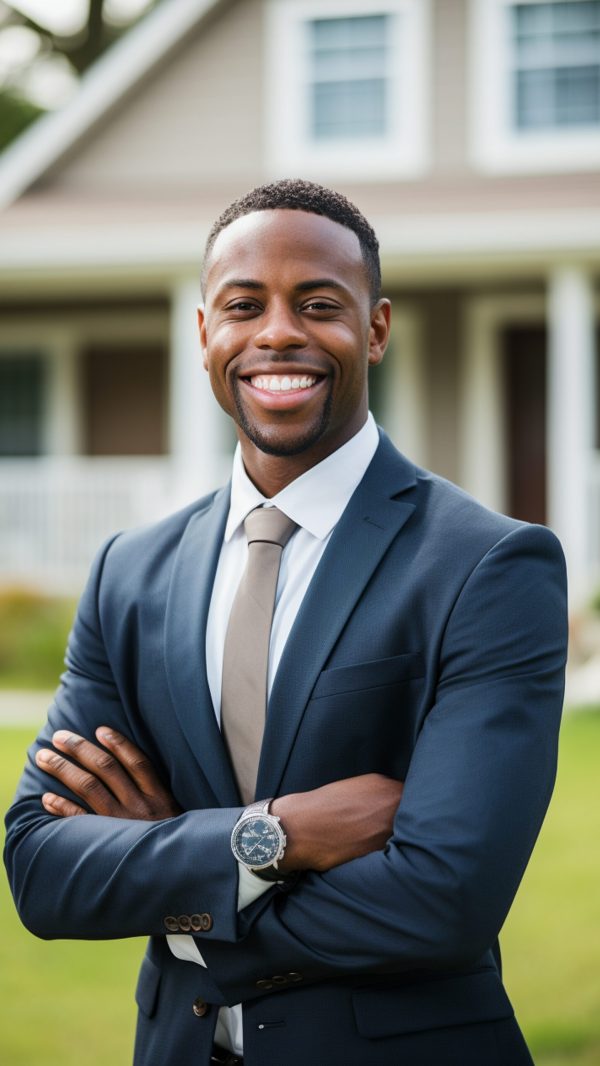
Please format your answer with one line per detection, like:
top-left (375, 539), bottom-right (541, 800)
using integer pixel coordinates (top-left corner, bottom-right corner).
top-left (199, 209), bottom-right (389, 465)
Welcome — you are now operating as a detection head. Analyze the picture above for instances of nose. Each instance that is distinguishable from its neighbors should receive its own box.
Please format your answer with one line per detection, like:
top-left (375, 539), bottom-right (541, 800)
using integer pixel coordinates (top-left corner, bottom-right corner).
top-left (253, 301), bottom-right (307, 352)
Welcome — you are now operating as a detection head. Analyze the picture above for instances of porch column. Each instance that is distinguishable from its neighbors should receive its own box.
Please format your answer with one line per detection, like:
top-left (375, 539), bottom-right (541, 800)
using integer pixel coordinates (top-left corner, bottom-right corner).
top-left (380, 311), bottom-right (428, 467)
top-left (547, 266), bottom-right (596, 607)
top-left (169, 276), bottom-right (230, 506)
top-left (460, 300), bottom-right (506, 513)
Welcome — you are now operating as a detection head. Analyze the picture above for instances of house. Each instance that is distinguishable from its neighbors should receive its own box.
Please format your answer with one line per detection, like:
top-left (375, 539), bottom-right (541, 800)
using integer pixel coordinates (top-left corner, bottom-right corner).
top-left (0, 0), bottom-right (598, 602)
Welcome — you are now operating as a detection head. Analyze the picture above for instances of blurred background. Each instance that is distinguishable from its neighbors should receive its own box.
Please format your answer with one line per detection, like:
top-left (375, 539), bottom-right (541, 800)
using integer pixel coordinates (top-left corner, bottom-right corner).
top-left (0, 0), bottom-right (598, 1063)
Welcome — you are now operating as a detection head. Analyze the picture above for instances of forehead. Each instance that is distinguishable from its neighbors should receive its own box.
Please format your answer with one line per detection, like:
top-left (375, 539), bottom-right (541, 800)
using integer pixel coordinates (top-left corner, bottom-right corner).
top-left (204, 209), bottom-right (367, 294)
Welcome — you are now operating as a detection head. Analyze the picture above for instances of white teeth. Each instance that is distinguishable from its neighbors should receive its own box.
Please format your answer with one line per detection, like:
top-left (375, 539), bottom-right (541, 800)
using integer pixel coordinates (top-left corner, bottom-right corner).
top-left (250, 374), bottom-right (317, 392)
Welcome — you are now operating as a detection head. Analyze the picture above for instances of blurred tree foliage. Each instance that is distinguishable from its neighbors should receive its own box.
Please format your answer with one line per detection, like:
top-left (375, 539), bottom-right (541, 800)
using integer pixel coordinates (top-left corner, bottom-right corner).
top-left (0, 0), bottom-right (157, 149)
top-left (0, 85), bottom-right (43, 150)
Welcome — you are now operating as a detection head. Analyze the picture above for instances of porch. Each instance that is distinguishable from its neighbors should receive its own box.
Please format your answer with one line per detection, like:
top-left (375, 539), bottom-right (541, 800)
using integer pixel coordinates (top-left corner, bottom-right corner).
top-left (0, 457), bottom-right (174, 591)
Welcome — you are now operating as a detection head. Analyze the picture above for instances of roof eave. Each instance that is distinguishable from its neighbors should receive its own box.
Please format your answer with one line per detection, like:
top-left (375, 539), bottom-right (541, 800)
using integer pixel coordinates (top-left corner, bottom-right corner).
top-left (0, 0), bottom-right (221, 211)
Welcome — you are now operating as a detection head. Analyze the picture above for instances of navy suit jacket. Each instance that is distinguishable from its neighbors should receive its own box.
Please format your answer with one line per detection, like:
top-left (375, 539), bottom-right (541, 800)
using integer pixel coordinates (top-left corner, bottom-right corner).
top-left (5, 431), bottom-right (568, 1066)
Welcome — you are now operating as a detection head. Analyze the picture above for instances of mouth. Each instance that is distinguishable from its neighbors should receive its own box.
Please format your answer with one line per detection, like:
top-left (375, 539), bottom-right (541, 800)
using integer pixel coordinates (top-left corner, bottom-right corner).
top-left (238, 370), bottom-right (327, 410)
top-left (249, 373), bottom-right (319, 393)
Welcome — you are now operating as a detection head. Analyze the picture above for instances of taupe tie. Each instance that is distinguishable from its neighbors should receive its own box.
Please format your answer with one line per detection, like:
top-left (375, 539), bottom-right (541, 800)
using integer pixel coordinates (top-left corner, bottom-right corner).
top-left (221, 507), bottom-right (297, 804)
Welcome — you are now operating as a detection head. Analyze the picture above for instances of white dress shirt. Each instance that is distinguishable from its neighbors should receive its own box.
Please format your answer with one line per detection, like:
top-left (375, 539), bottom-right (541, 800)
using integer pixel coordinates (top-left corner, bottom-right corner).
top-left (167, 413), bottom-right (380, 1054)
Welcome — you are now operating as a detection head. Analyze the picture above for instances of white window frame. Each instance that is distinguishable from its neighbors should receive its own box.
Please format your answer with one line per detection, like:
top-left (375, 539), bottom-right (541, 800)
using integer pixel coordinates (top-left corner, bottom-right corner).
top-left (469, 0), bottom-right (600, 173)
top-left (265, 0), bottom-right (430, 181)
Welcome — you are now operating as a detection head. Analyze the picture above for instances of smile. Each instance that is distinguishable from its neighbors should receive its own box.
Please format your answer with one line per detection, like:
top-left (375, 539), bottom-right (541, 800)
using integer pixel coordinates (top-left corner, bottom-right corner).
top-left (250, 374), bottom-right (318, 393)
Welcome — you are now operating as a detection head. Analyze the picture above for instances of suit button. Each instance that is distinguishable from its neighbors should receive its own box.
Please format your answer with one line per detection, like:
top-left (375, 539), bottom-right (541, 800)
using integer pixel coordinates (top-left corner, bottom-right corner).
top-left (164, 916), bottom-right (179, 932)
top-left (190, 913), bottom-right (203, 932)
top-left (272, 975), bottom-right (287, 986)
top-left (200, 912), bottom-right (213, 932)
top-left (287, 972), bottom-right (303, 983)
top-left (256, 979), bottom-right (273, 990)
top-left (192, 997), bottom-right (210, 1018)
top-left (178, 914), bottom-right (192, 932)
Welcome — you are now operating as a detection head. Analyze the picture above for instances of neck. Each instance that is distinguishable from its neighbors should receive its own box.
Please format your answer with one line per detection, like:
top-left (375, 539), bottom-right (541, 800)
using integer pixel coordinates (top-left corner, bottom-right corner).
top-left (239, 449), bottom-right (319, 498)
top-left (237, 416), bottom-right (368, 497)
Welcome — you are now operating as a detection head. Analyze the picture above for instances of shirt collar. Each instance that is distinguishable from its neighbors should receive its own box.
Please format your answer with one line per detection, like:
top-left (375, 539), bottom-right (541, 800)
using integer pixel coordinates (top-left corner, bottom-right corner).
top-left (225, 412), bottom-right (380, 542)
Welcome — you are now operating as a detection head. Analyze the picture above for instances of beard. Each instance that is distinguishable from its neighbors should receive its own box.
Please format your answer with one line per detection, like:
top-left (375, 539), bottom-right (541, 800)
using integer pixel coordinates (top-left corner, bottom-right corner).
top-left (231, 379), bottom-right (333, 457)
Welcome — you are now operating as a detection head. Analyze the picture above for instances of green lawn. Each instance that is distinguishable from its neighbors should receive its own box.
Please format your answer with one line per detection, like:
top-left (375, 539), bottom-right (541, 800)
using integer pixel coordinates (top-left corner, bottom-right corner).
top-left (0, 591), bottom-right (76, 690)
top-left (1, 713), bottom-right (599, 1065)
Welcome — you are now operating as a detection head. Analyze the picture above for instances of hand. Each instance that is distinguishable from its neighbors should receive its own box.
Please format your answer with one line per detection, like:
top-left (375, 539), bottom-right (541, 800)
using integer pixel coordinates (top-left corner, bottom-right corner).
top-left (35, 728), bottom-right (181, 821)
top-left (271, 773), bottom-right (404, 873)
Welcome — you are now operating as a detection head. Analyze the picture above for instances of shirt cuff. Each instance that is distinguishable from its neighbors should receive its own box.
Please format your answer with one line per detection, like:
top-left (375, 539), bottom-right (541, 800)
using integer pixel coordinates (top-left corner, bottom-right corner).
top-left (166, 862), bottom-right (275, 969)
top-left (237, 861), bottom-right (274, 909)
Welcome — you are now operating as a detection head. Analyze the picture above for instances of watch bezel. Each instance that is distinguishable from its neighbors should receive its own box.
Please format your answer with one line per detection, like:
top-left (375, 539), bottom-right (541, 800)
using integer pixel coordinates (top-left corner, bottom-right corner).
top-left (230, 811), bottom-right (286, 871)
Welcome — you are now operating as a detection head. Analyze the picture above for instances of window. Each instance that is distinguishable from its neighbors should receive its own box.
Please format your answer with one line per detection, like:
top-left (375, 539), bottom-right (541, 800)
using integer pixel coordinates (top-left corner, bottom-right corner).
top-left (470, 0), bottom-right (600, 172)
top-left (512, 1), bottom-right (600, 129)
top-left (266, 0), bottom-right (429, 180)
top-left (309, 15), bottom-right (389, 140)
top-left (0, 354), bottom-right (45, 456)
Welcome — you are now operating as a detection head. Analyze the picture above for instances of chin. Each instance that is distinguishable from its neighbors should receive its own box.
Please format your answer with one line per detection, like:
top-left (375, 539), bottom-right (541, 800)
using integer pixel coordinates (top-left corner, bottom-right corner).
top-left (235, 395), bottom-right (333, 458)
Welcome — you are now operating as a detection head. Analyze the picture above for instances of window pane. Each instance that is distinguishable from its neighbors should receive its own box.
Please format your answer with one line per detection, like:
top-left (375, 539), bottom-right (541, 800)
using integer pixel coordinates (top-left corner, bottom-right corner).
top-left (311, 15), bottom-right (387, 50)
top-left (313, 46), bottom-right (386, 81)
top-left (516, 68), bottom-right (556, 127)
top-left (308, 14), bottom-right (389, 141)
top-left (554, 1), bottom-right (600, 33)
top-left (312, 79), bottom-right (387, 139)
top-left (514, 3), bottom-right (553, 36)
top-left (0, 355), bottom-right (45, 456)
top-left (511, 0), bottom-right (600, 128)
top-left (556, 64), bottom-right (600, 123)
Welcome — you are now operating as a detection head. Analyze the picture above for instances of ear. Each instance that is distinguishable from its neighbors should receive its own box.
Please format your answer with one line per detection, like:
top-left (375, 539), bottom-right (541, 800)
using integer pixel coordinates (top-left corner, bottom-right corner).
top-left (367, 299), bottom-right (391, 367)
top-left (197, 305), bottom-right (208, 370)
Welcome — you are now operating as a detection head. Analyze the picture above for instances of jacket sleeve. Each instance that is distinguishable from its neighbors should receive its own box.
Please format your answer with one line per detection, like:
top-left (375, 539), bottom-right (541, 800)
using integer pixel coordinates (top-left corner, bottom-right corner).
top-left (197, 523), bottom-right (568, 1005)
top-left (3, 534), bottom-right (242, 981)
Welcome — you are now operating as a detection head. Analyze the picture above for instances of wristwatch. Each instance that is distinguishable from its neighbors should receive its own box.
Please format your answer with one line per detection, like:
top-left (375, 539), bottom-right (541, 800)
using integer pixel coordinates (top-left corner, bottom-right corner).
top-left (230, 798), bottom-right (286, 881)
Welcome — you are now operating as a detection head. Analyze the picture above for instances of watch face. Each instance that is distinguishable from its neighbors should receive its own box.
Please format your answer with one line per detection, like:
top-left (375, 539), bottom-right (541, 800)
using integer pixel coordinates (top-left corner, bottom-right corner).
top-left (232, 815), bottom-right (283, 869)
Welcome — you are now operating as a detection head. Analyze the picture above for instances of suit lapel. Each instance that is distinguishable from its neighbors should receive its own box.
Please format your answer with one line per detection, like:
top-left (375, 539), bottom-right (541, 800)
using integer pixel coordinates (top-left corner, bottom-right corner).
top-left (164, 484), bottom-right (241, 807)
top-left (257, 433), bottom-right (418, 800)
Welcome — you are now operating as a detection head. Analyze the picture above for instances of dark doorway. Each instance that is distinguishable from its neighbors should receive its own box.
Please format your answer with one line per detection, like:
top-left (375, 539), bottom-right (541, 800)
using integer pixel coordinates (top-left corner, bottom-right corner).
top-left (81, 343), bottom-right (168, 455)
top-left (502, 325), bottom-right (547, 525)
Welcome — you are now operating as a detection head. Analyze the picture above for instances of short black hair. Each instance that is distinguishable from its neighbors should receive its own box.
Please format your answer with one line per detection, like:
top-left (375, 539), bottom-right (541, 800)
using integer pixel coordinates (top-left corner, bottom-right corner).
top-left (201, 178), bottom-right (381, 304)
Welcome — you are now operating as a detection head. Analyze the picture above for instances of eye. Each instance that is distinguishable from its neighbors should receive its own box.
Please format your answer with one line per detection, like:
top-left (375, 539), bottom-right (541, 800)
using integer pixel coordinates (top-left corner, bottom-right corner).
top-left (302, 300), bottom-right (340, 314)
top-left (224, 299), bottom-right (261, 314)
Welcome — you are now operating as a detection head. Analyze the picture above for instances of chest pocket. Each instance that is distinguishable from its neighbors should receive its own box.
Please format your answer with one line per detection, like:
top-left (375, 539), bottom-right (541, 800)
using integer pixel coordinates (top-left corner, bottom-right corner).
top-left (279, 652), bottom-right (426, 792)
top-left (311, 651), bottom-right (424, 700)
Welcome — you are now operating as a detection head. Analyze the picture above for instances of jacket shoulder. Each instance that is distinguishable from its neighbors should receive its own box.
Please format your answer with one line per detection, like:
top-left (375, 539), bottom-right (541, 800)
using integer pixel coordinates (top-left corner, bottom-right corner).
top-left (88, 487), bottom-right (227, 592)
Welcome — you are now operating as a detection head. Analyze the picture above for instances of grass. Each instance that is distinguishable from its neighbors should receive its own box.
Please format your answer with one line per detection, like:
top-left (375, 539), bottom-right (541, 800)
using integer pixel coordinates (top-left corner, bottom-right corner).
top-left (1, 712), bottom-right (599, 1065)
top-left (0, 590), bottom-right (76, 690)
top-left (1, 728), bottom-right (143, 1065)
top-left (501, 709), bottom-right (600, 1065)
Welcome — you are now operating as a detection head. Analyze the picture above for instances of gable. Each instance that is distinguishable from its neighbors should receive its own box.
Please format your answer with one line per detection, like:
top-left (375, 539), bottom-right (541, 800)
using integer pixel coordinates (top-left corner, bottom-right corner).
top-left (33, 0), bottom-right (264, 196)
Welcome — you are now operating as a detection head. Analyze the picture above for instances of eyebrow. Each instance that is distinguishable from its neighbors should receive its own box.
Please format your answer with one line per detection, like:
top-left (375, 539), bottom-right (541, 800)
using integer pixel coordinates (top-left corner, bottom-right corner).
top-left (217, 277), bottom-right (348, 295)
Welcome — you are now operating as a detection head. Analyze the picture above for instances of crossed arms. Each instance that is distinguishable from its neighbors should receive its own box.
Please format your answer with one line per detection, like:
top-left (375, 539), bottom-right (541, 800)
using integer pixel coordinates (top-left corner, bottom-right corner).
top-left (4, 521), bottom-right (568, 1005)
top-left (35, 728), bottom-right (404, 873)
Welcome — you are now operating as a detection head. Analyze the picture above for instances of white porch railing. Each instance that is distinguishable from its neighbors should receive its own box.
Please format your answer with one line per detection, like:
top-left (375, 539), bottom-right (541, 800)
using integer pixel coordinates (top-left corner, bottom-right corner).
top-left (588, 453), bottom-right (600, 593)
top-left (0, 458), bottom-right (176, 592)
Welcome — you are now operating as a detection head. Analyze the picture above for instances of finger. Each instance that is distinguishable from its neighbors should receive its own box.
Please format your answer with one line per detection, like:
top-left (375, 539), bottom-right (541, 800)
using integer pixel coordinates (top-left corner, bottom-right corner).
top-left (42, 792), bottom-right (87, 817)
top-left (95, 727), bottom-right (171, 800)
top-left (35, 746), bottom-right (118, 816)
top-left (51, 730), bottom-right (142, 808)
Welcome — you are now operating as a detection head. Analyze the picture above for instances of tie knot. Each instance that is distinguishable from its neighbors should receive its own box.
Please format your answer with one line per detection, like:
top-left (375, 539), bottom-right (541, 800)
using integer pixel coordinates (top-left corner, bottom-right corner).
top-left (244, 507), bottom-right (297, 549)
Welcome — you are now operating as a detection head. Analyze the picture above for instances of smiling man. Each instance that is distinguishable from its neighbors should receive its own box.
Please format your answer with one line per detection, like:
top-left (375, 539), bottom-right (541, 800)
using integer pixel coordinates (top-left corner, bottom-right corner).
top-left (5, 180), bottom-right (567, 1066)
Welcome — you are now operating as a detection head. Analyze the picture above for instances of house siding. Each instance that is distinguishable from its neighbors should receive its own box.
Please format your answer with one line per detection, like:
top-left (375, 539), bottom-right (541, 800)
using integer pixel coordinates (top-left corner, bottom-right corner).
top-left (432, 0), bottom-right (469, 176)
top-left (25, 0), bottom-right (600, 217)
top-left (39, 0), bottom-right (265, 194)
